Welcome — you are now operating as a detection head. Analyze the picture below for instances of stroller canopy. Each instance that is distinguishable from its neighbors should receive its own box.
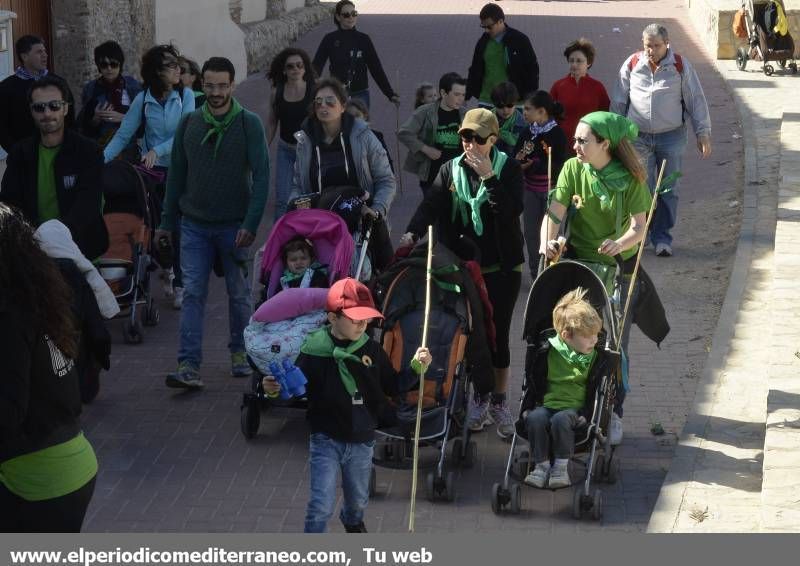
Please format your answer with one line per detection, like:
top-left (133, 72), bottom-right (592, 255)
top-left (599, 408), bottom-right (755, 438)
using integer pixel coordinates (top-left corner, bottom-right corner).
top-left (522, 260), bottom-right (618, 347)
top-left (260, 209), bottom-right (355, 298)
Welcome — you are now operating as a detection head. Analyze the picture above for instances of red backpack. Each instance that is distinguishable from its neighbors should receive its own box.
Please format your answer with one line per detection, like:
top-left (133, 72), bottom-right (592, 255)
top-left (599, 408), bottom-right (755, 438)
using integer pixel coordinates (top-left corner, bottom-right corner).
top-left (628, 51), bottom-right (684, 74)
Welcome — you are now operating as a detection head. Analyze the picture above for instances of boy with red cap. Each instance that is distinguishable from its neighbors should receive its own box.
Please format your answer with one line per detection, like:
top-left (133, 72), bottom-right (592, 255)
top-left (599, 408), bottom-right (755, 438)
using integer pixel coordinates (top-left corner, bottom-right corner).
top-left (262, 277), bottom-right (431, 533)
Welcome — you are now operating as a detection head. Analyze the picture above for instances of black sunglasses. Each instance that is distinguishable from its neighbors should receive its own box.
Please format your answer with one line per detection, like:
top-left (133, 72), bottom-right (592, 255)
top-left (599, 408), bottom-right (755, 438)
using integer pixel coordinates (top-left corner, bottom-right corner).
top-left (496, 103), bottom-right (515, 109)
top-left (30, 100), bottom-right (68, 114)
top-left (340, 10), bottom-right (358, 18)
top-left (460, 131), bottom-right (490, 145)
top-left (98, 60), bottom-right (120, 70)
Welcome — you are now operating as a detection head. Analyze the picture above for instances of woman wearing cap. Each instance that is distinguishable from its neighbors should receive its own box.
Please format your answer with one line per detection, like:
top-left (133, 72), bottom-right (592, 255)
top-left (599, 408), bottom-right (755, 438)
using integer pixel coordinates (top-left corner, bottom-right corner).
top-left (539, 110), bottom-right (652, 446)
top-left (400, 108), bottom-right (524, 440)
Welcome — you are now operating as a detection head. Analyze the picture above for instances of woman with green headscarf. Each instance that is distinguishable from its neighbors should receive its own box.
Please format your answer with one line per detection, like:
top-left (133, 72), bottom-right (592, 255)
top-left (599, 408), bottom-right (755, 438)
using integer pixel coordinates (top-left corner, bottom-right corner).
top-left (539, 110), bottom-right (652, 447)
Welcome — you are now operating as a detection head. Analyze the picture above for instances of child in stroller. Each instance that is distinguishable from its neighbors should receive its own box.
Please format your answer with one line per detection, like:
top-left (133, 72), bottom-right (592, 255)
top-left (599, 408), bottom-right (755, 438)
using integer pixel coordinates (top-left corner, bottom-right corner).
top-left (274, 236), bottom-right (329, 294)
top-left (523, 287), bottom-right (602, 489)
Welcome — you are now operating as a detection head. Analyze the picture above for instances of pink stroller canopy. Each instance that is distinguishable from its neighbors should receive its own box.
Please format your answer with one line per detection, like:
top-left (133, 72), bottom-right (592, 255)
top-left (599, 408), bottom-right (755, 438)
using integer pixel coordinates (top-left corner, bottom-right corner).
top-left (259, 209), bottom-right (355, 298)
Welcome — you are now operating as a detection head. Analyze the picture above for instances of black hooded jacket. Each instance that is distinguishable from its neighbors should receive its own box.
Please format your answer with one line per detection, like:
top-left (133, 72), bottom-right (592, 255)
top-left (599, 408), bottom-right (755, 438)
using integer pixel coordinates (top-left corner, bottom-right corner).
top-left (466, 25), bottom-right (539, 101)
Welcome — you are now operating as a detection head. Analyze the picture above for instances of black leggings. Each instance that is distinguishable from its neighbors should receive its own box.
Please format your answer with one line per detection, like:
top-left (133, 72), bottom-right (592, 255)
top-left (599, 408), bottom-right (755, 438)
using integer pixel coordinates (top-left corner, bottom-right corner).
top-left (0, 476), bottom-right (96, 532)
top-left (482, 270), bottom-right (522, 369)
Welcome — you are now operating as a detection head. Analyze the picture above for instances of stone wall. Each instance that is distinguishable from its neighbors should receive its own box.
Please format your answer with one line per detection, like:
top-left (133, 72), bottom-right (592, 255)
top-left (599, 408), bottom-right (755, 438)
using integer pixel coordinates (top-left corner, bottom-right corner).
top-left (51, 0), bottom-right (155, 107)
top-left (242, 0), bottom-right (332, 74)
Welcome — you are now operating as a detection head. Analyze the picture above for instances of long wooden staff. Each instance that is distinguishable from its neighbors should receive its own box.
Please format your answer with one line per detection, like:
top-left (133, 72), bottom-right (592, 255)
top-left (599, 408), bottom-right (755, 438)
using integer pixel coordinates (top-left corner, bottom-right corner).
top-left (408, 225), bottom-right (434, 533)
top-left (619, 159), bottom-right (667, 338)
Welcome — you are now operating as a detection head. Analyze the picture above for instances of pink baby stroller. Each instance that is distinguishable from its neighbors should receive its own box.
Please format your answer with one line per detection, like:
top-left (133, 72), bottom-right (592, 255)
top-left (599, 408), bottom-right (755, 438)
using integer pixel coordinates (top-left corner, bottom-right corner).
top-left (241, 209), bottom-right (355, 438)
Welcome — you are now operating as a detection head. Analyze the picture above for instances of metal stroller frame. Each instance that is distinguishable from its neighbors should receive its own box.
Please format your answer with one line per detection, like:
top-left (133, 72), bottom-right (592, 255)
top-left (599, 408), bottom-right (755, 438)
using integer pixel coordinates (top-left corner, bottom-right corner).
top-left (736, 0), bottom-right (797, 75)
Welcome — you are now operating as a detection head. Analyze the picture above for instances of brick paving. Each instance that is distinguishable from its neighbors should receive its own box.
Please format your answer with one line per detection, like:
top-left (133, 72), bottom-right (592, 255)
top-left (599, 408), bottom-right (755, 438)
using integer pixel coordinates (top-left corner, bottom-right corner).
top-left (79, 1), bottom-right (741, 532)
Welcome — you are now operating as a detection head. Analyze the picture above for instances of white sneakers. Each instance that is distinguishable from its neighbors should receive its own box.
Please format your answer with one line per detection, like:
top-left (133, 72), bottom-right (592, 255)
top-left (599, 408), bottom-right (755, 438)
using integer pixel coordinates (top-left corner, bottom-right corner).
top-left (523, 460), bottom-right (570, 489)
top-left (609, 413), bottom-right (623, 446)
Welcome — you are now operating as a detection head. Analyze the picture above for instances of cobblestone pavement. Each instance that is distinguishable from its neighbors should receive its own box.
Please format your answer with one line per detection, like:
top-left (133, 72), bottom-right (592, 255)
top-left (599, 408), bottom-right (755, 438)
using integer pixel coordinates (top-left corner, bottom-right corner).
top-left (80, 1), bottom-right (741, 532)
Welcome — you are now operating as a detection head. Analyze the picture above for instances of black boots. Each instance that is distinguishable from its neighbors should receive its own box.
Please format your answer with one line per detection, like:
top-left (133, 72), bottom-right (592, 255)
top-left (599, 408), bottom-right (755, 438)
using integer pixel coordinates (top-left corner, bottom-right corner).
top-left (343, 521), bottom-right (368, 533)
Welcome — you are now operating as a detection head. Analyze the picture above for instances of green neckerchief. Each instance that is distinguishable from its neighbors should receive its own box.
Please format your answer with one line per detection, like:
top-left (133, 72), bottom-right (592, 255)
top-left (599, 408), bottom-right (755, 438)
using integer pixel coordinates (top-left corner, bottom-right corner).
top-left (582, 158), bottom-right (631, 234)
top-left (497, 111), bottom-right (519, 148)
top-left (451, 148), bottom-right (508, 236)
top-left (280, 261), bottom-right (324, 288)
top-left (548, 333), bottom-right (596, 372)
top-left (300, 327), bottom-right (370, 396)
top-left (201, 98), bottom-right (244, 159)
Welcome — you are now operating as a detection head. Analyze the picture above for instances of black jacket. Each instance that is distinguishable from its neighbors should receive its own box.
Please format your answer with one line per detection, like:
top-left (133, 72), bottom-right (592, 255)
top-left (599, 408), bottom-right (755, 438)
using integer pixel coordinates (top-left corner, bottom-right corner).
top-left (0, 298), bottom-right (83, 463)
top-left (466, 26), bottom-right (539, 101)
top-left (0, 129), bottom-right (108, 260)
top-left (513, 125), bottom-right (569, 182)
top-left (0, 72), bottom-right (75, 154)
top-left (406, 149), bottom-right (525, 271)
top-left (55, 259), bottom-right (111, 404)
top-left (297, 330), bottom-right (399, 443)
top-left (313, 28), bottom-right (396, 99)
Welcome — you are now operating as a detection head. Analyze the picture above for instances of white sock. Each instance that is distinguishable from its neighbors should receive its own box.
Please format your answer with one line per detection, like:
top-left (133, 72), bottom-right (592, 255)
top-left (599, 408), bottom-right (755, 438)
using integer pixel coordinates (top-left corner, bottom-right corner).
top-left (553, 458), bottom-right (569, 469)
top-left (534, 461), bottom-right (551, 471)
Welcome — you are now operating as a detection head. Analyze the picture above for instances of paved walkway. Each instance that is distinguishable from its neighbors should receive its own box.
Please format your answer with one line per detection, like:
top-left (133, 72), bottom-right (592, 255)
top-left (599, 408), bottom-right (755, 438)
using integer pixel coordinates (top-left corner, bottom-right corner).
top-left (78, 1), bottom-right (741, 532)
top-left (649, 55), bottom-right (800, 532)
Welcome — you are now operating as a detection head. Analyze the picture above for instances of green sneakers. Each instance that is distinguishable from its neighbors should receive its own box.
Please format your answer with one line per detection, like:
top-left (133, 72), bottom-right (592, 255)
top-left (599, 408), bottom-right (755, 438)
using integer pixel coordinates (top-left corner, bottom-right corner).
top-left (231, 351), bottom-right (252, 378)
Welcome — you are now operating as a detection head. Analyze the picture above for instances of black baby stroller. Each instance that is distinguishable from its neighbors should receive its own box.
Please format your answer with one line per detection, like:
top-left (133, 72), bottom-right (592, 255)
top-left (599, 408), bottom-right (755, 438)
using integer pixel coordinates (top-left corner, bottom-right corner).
top-left (490, 260), bottom-right (622, 520)
top-left (96, 160), bottom-right (161, 344)
top-left (736, 0), bottom-right (797, 75)
top-left (371, 243), bottom-right (494, 502)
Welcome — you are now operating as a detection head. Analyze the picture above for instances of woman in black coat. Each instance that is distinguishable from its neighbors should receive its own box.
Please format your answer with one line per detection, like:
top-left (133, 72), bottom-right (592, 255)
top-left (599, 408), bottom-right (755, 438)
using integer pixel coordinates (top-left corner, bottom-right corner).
top-left (400, 108), bottom-right (524, 441)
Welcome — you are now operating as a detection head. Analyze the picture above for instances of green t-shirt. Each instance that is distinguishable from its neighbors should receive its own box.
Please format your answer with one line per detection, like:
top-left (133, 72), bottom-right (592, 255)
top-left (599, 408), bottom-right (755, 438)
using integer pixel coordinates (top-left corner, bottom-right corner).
top-left (479, 39), bottom-right (508, 104)
top-left (0, 432), bottom-right (97, 501)
top-left (543, 346), bottom-right (597, 410)
top-left (552, 158), bottom-right (651, 265)
top-left (37, 144), bottom-right (61, 223)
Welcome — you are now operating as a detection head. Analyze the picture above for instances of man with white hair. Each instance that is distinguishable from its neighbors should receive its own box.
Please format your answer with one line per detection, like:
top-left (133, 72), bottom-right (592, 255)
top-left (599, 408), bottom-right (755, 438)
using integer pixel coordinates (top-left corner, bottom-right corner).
top-left (611, 23), bottom-right (711, 258)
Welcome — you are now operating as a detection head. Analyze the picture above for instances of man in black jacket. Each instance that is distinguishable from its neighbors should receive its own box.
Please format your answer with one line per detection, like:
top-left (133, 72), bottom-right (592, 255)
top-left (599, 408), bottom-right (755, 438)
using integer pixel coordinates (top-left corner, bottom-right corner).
top-left (466, 3), bottom-right (539, 107)
top-left (0, 76), bottom-right (107, 260)
top-left (0, 35), bottom-right (75, 154)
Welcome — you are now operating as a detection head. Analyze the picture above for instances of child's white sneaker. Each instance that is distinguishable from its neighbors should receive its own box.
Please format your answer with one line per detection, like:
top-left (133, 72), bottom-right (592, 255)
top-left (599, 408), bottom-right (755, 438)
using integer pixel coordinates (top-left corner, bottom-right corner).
top-left (609, 412), bottom-right (623, 445)
top-left (524, 463), bottom-right (550, 488)
top-left (548, 462), bottom-right (571, 488)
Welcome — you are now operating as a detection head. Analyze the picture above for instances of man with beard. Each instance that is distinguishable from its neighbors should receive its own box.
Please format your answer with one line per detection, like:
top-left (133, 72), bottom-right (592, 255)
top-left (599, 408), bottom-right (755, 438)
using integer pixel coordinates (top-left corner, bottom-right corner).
top-left (155, 57), bottom-right (269, 389)
top-left (0, 35), bottom-right (75, 154)
top-left (611, 23), bottom-right (711, 258)
top-left (0, 76), bottom-right (107, 260)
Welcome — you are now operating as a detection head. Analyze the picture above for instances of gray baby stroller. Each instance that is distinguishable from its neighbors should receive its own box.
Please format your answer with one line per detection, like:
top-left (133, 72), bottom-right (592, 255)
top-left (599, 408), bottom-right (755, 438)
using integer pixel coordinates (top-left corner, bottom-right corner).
top-left (490, 260), bottom-right (622, 520)
top-left (736, 0), bottom-right (797, 75)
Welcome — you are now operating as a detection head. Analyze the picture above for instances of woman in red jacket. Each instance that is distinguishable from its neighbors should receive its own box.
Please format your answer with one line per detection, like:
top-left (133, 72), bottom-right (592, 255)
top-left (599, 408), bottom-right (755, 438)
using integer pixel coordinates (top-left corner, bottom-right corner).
top-left (549, 38), bottom-right (610, 153)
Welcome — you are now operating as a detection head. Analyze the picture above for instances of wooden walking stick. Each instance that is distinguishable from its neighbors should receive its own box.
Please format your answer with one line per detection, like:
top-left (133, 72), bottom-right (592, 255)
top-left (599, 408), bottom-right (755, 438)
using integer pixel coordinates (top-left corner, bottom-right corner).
top-left (408, 225), bottom-right (434, 533)
top-left (619, 159), bottom-right (667, 337)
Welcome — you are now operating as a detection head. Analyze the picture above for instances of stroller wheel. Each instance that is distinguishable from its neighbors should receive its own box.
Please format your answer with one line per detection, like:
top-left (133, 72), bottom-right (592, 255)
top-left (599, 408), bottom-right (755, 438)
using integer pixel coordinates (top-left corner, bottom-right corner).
top-left (425, 472), bottom-right (436, 502)
top-left (572, 488), bottom-right (584, 520)
top-left (592, 489), bottom-right (603, 521)
top-left (490, 483), bottom-right (502, 514)
top-left (143, 304), bottom-right (160, 327)
top-left (790, 63), bottom-right (798, 75)
top-left (450, 438), bottom-right (464, 466)
top-left (443, 471), bottom-right (456, 502)
top-left (368, 466), bottom-right (377, 497)
top-left (123, 319), bottom-right (143, 344)
top-left (463, 440), bottom-right (477, 469)
top-left (764, 64), bottom-right (774, 76)
top-left (509, 483), bottom-right (522, 514)
top-left (736, 47), bottom-right (748, 71)
top-left (240, 398), bottom-right (260, 439)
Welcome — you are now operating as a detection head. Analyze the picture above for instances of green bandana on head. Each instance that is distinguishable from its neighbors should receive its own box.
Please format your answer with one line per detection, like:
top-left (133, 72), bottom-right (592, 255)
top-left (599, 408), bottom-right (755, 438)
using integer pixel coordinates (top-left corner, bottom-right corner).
top-left (451, 148), bottom-right (508, 236)
top-left (548, 333), bottom-right (596, 372)
top-left (579, 111), bottom-right (638, 150)
top-left (201, 98), bottom-right (244, 159)
top-left (300, 327), bottom-right (370, 396)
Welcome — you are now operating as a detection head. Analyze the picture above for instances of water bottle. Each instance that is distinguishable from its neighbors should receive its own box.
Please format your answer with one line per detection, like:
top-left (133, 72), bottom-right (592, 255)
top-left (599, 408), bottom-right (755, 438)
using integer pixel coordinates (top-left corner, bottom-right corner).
top-left (268, 360), bottom-right (292, 400)
top-left (281, 358), bottom-right (307, 398)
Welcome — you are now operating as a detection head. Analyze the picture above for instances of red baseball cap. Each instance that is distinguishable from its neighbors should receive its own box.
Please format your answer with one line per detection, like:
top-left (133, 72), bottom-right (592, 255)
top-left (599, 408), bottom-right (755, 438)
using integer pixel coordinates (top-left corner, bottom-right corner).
top-left (326, 278), bottom-right (384, 321)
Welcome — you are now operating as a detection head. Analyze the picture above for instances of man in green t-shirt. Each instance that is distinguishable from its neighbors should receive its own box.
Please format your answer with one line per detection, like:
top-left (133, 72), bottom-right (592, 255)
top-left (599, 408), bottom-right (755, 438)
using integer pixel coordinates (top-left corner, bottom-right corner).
top-left (466, 3), bottom-right (539, 108)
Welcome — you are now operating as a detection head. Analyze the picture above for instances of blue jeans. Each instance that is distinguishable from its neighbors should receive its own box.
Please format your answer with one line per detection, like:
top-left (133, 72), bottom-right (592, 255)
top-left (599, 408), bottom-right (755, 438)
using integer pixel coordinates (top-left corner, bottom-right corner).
top-left (178, 219), bottom-right (252, 367)
top-left (349, 89), bottom-right (370, 110)
top-left (633, 126), bottom-right (688, 246)
top-left (273, 138), bottom-right (296, 221)
top-left (304, 433), bottom-right (374, 533)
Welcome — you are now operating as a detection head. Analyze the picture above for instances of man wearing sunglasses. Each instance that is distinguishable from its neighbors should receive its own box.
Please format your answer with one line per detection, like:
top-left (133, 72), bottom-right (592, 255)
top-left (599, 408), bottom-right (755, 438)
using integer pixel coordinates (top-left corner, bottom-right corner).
top-left (466, 3), bottom-right (539, 108)
top-left (0, 35), bottom-right (75, 155)
top-left (0, 76), bottom-right (107, 260)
